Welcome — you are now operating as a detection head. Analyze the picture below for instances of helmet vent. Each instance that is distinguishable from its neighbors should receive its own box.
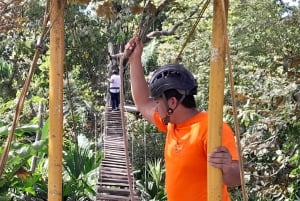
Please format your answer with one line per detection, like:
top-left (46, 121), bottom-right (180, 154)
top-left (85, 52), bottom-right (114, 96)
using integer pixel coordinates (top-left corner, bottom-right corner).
top-left (156, 70), bottom-right (181, 80)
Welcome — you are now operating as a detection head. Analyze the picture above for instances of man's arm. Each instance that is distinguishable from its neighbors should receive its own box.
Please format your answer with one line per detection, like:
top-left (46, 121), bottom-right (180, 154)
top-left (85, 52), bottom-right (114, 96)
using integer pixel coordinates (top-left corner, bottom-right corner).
top-left (126, 37), bottom-right (157, 124)
top-left (208, 146), bottom-right (241, 187)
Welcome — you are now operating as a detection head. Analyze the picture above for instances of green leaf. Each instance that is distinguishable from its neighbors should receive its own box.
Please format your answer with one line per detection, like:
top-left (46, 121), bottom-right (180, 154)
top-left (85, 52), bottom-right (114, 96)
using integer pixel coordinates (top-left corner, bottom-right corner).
top-left (32, 140), bottom-right (47, 150)
top-left (24, 187), bottom-right (36, 195)
top-left (15, 125), bottom-right (39, 136)
top-left (0, 126), bottom-right (8, 137)
top-left (41, 119), bottom-right (49, 140)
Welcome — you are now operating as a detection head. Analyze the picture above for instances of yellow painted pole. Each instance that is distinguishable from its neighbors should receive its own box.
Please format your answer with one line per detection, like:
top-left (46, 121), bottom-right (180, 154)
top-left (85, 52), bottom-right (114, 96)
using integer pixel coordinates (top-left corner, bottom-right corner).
top-left (48, 0), bottom-right (65, 200)
top-left (207, 0), bottom-right (228, 201)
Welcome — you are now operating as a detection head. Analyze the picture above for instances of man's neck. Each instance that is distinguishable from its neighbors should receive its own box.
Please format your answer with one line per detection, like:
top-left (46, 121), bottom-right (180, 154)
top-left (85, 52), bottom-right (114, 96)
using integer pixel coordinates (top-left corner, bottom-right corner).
top-left (171, 107), bottom-right (199, 124)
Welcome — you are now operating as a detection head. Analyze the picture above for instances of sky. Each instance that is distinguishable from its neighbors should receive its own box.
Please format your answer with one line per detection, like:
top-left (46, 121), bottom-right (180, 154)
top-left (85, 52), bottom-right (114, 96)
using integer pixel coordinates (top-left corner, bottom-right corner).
top-left (282, 0), bottom-right (300, 6)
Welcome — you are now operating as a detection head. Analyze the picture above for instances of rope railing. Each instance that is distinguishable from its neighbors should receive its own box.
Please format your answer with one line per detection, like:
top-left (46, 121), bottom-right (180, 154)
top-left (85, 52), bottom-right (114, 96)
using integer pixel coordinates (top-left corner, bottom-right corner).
top-left (224, 16), bottom-right (248, 201)
top-left (175, 0), bottom-right (211, 63)
top-left (119, 62), bottom-right (135, 200)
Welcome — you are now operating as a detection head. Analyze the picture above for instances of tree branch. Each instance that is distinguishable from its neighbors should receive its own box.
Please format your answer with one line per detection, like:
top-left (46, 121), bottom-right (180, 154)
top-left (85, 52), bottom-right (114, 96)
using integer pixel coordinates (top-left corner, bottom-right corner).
top-left (146, 2), bottom-right (202, 39)
top-left (146, 22), bottom-right (182, 38)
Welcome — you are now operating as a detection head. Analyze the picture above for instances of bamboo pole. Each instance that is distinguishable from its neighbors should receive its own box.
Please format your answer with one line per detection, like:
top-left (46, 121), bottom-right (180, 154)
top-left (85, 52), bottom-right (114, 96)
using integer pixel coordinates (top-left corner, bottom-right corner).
top-left (207, 0), bottom-right (228, 201)
top-left (48, 1), bottom-right (65, 200)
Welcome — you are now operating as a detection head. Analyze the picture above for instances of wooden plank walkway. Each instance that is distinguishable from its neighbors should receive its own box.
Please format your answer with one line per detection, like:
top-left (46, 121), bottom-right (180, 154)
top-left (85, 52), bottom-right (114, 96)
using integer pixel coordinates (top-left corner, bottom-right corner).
top-left (96, 108), bottom-right (140, 201)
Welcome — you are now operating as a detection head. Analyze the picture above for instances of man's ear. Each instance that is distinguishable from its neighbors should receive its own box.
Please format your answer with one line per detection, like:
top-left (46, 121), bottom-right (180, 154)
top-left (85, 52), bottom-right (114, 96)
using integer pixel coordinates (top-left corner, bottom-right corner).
top-left (168, 97), bottom-right (177, 107)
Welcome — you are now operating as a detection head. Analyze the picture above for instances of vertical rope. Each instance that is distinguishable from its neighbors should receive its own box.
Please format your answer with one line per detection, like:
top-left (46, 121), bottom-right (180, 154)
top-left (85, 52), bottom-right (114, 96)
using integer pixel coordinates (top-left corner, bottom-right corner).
top-left (144, 119), bottom-right (147, 183)
top-left (130, 121), bottom-right (134, 188)
top-left (94, 113), bottom-right (97, 168)
top-left (119, 61), bottom-right (135, 200)
top-left (221, 1), bottom-right (248, 200)
top-left (175, 0), bottom-right (211, 63)
top-left (103, 82), bottom-right (111, 159)
top-left (224, 22), bottom-right (248, 201)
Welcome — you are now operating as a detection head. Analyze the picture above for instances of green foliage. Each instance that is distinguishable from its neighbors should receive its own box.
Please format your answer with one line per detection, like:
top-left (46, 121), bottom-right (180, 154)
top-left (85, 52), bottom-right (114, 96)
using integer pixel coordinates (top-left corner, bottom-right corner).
top-left (127, 116), bottom-right (166, 200)
top-left (0, 59), bottom-right (13, 80)
top-left (0, 0), bottom-right (300, 200)
top-left (0, 125), bottom-right (102, 201)
top-left (0, 107), bottom-right (49, 200)
top-left (222, 1), bottom-right (300, 199)
top-left (0, 59), bottom-right (16, 100)
top-left (0, 133), bottom-right (48, 200)
top-left (136, 159), bottom-right (167, 201)
top-left (64, 8), bottom-right (108, 111)
top-left (142, 39), bottom-right (159, 73)
top-left (63, 135), bottom-right (103, 200)
top-left (127, 117), bottom-right (165, 172)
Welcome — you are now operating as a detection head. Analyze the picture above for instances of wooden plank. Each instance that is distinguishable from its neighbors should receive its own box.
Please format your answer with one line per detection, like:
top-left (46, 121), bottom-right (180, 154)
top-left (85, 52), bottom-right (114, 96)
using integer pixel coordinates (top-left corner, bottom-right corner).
top-left (104, 137), bottom-right (124, 141)
top-left (102, 158), bottom-right (128, 163)
top-left (98, 188), bottom-right (130, 196)
top-left (103, 155), bottom-right (127, 160)
top-left (100, 174), bottom-right (128, 180)
top-left (104, 150), bottom-right (126, 155)
top-left (101, 167), bottom-right (128, 173)
top-left (99, 182), bottom-right (129, 187)
top-left (104, 141), bottom-right (124, 144)
top-left (101, 163), bottom-right (127, 168)
top-left (103, 149), bottom-right (125, 152)
top-left (100, 170), bottom-right (130, 176)
top-left (104, 154), bottom-right (126, 158)
top-left (102, 163), bottom-right (127, 169)
top-left (103, 146), bottom-right (125, 149)
top-left (96, 194), bottom-right (130, 201)
top-left (100, 177), bottom-right (129, 183)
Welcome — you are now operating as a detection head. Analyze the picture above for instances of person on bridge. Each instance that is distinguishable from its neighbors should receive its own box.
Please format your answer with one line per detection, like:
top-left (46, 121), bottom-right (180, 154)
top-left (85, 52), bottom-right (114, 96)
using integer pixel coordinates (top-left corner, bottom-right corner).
top-left (109, 69), bottom-right (121, 111)
top-left (125, 36), bottom-right (241, 201)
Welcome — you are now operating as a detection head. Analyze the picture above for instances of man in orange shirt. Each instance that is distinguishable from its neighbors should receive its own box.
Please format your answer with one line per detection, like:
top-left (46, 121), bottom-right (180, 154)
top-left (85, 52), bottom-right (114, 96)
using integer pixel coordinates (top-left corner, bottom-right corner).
top-left (125, 36), bottom-right (241, 200)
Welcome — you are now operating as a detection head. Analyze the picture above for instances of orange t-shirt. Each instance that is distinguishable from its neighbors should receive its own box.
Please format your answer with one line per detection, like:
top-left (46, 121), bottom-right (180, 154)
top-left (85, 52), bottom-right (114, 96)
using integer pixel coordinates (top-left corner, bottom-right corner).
top-left (154, 111), bottom-right (239, 201)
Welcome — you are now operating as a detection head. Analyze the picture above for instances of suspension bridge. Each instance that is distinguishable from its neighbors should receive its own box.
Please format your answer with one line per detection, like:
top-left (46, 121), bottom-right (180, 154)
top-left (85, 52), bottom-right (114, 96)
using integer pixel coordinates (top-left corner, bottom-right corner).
top-left (96, 105), bottom-right (140, 201)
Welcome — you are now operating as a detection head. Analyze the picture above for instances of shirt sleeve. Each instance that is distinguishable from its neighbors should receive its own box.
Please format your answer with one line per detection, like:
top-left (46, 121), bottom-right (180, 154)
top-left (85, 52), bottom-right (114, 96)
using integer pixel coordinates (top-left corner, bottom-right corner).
top-left (222, 122), bottom-right (239, 161)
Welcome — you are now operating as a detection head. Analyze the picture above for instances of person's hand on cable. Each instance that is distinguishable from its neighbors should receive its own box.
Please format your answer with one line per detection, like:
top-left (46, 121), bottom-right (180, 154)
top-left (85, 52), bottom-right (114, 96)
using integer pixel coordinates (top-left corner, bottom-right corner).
top-left (125, 36), bottom-right (143, 64)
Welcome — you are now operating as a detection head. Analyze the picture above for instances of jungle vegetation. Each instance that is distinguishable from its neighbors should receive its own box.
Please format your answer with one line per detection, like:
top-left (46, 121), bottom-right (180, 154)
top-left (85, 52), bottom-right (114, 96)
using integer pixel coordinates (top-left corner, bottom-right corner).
top-left (0, 0), bottom-right (299, 200)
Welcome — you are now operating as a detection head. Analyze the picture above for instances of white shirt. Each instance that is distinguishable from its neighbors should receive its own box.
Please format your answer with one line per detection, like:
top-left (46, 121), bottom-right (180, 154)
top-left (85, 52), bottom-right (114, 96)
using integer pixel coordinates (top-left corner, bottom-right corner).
top-left (109, 74), bottom-right (121, 93)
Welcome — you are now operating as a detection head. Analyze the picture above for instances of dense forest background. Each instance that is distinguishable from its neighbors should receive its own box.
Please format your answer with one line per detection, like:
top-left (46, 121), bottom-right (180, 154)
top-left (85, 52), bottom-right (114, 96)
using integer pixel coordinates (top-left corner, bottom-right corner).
top-left (0, 0), bottom-right (299, 200)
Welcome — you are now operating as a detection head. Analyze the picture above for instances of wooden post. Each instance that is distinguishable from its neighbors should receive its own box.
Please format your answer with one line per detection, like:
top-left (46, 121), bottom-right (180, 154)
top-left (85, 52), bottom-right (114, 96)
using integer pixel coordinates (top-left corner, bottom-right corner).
top-left (207, 0), bottom-right (228, 201)
top-left (48, 1), bottom-right (65, 200)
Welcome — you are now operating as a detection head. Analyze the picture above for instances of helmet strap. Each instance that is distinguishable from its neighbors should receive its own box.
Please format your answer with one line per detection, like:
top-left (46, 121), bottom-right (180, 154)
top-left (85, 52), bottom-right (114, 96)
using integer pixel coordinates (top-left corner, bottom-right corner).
top-left (167, 108), bottom-right (174, 115)
top-left (162, 93), bottom-right (171, 125)
top-left (162, 93), bottom-right (186, 125)
top-left (163, 116), bottom-right (170, 125)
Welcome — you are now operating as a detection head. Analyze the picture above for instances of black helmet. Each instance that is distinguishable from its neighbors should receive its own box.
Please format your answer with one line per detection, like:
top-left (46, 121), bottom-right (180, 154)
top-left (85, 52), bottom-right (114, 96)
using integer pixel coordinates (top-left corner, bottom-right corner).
top-left (112, 69), bottom-right (119, 74)
top-left (149, 64), bottom-right (198, 98)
